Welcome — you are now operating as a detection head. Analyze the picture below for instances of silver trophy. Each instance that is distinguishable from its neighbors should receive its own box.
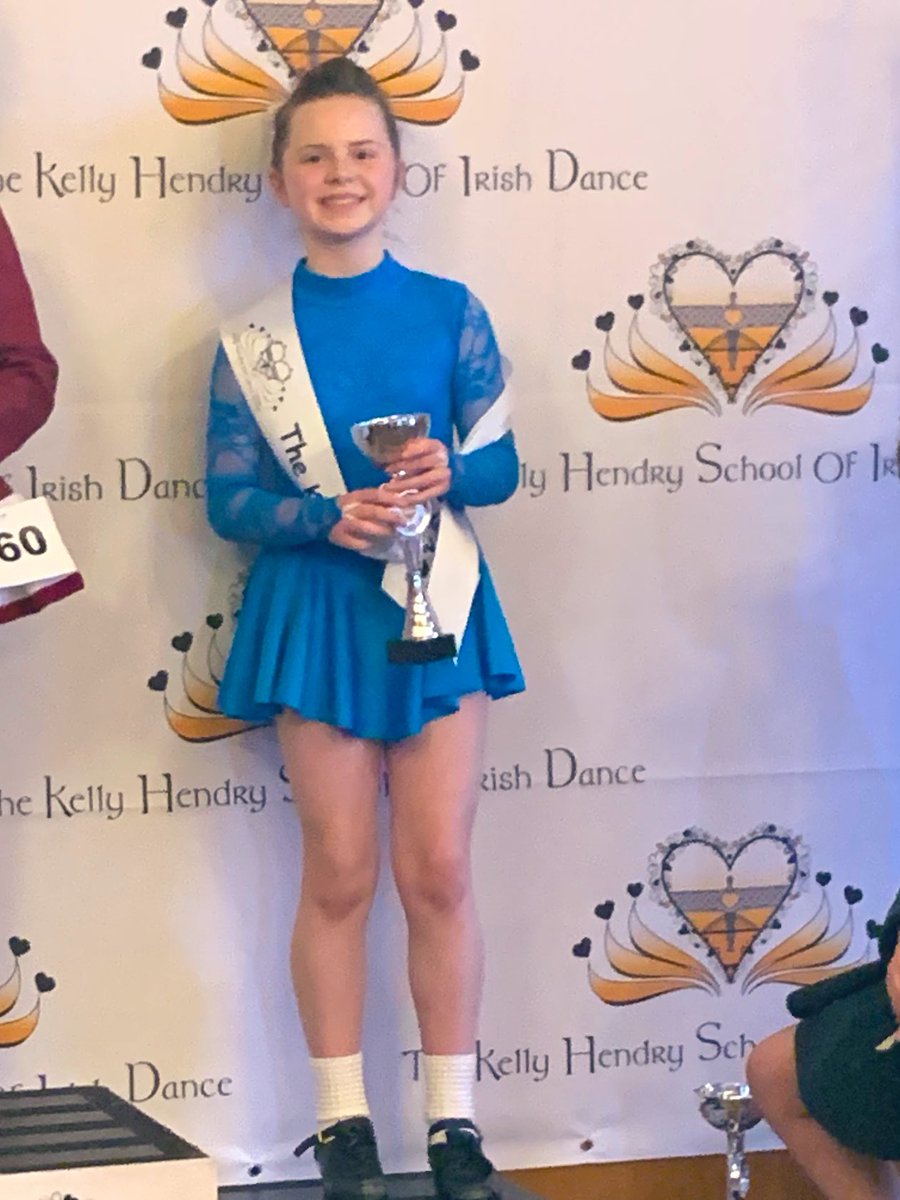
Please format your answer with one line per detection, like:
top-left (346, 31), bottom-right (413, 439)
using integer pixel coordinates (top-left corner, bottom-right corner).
top-left (351, 413), bottom-right (457, 665)
top-left (696, 1082), bottom-right (762, 1200)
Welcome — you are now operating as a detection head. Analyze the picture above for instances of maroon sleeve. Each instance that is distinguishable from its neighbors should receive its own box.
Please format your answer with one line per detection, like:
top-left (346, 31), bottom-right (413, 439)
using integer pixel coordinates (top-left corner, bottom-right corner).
top-left (0, 207), bottom-right (58, 464)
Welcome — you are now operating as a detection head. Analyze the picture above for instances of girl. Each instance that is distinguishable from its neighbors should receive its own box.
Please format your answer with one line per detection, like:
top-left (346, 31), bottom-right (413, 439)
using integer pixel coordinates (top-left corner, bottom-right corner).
top-left (747, 889), bottom-right (900, 1200)
top-left (206, 57), bottom-right (524, 1200)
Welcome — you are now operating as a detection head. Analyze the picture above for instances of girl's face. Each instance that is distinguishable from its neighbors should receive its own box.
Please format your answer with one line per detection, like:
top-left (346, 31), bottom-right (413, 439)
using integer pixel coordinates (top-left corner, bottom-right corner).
top-left (271, 94), bottom-right (400, 251)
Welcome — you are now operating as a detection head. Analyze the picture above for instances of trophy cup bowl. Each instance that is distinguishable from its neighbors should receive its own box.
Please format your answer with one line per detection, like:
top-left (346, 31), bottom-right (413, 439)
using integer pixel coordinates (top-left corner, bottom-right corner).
top-left (697, 1083), bottom-right (762, 1200)
top-left (351, 413), bottom-right (457, 665)
top-left (696, 1082), bottom-right (763, 1132)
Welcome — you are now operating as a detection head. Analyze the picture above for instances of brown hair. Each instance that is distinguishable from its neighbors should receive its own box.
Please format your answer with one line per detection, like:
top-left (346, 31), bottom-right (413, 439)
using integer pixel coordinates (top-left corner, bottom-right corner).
top-left (271, 58), bottom-right (401, 171)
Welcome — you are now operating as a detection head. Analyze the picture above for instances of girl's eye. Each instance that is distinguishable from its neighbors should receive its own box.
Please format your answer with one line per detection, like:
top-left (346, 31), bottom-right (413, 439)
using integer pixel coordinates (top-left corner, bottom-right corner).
top-left (302, 155), bottom-right (321, 164)
top-left (355, 150), bottom-right (375, 160)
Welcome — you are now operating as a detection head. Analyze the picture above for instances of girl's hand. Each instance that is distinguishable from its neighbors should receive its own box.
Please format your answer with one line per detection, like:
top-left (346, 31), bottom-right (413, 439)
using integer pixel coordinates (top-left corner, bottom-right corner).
top-left (888, 943), bottom-right (900, 1026)
top-left (328, 488), bottom-right (405, 552)
top-left (382, 437), bottom-right (452, 504)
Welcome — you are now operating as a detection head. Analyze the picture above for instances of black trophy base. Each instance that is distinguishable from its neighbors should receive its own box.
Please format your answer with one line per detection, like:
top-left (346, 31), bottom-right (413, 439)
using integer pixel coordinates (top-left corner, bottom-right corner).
top-left (388, 634), bottom-right (457, 664)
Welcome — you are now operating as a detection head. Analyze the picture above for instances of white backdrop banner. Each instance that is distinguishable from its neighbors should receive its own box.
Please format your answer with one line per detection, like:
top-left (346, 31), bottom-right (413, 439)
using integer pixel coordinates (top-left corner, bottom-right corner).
top-left (1, 0), bottom-right (899, 1184)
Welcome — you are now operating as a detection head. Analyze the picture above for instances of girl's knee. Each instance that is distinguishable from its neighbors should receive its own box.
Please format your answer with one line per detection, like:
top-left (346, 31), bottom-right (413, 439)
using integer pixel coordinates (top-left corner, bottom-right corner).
top-left (746, 1027), bottom-right (798, 1116)
top-left (303, 847), bottom-right (378, 922)
top-left (394, 850), bottom-right (471, 918)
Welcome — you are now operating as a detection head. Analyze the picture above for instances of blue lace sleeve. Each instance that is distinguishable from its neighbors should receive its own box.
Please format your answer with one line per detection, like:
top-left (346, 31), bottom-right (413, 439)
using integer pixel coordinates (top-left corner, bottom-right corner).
top-left (205, 345), bottom-right (341, 545)
top-left (445, 290), bottom-right (519, 509)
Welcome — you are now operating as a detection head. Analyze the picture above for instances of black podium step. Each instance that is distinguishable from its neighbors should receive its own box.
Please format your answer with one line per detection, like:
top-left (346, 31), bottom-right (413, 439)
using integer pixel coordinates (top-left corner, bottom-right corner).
top-left (0, 1087), bottom-right (539, 1200)
top-left (0, 1085), bottom-right (217, 1199)
top-left (222, 1176), bottom-right (540, 1199)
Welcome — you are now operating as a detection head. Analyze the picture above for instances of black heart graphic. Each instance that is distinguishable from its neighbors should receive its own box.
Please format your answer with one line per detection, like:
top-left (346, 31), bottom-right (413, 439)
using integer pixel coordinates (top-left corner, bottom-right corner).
top-left (35, 973), bottom-right (56, 994)
top-left (660, 830), bottom-right (799, 982)
top-left (460, 49), bottom-right (480, 72)
top-left (248, 1166), bottom-right (262, 1178)
top-left (8, 937), bottom-right (30, 957)
top-left (844, 885), bottom-right (863, 905)
top-left (872, 344), bottom-right (890, 364)
top-left (626, 882), bottom-right (643, 899)
top-left (572, 938), bottom-right (591, 959)
top-left (171, 632), bottom-right (193, 653)
top-left (571, 349), bottom-right (591, 372)
top-left (866, 919), bottom-right (882, 940)
top-left (627, 294), bottom-right (645, 311)
top-left (357, 40), bottom-right (369, 53)
top-left (771, 918), bottom-right (782, 930)
top-left (148, 671), bottom-right (168, 693)
top-left (850, 307), bottom-right (868, 327)
top-left (816, 871), bottom-right (832, 886)
top-left (142, 47), bottom-right (163, 70)
top-left (258, 39), bottom-right (269, 51)
top-left (678, 923), bottom-right (689, 935)
top-left (206, 613), bottom-right (224, 631)
top-left (775, 338), bottom-right (786, 350)
top-left (409, 0), bottom-right (424, 7)
top-left (436, 10), bottom-right (457, 30)
top-left (595, 312), bottom-right (615, 333)
top-left (202, 0), bottom-right (217, 6)
top-left (680, 340), bottom-right (691, 352)
top-left (823, 291), bottom-right (839, 307)
top-left (166, 7), bottom-right (188, 28)
top-left (594, 901), bottom-right (614, 920)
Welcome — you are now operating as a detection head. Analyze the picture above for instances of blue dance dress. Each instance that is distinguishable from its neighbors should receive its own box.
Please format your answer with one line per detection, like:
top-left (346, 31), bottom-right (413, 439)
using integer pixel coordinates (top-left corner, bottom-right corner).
top-left (205, 252), bottom-right (525, 741)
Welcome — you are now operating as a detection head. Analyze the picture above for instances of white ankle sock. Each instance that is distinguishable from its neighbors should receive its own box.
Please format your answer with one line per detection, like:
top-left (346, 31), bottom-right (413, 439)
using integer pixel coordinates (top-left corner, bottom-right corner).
top-left (309, 1053), bottom-right (370, 1131)
top-left (423, 1053), bottom-right (477, 1126)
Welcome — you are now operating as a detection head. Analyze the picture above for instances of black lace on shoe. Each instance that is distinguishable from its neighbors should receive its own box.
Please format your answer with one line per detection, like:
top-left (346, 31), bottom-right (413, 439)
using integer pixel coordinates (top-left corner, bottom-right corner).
top-left (428, 1119), bottom-right (500, 1200)
top-left (295, 1117), bottom-right (388, 1200)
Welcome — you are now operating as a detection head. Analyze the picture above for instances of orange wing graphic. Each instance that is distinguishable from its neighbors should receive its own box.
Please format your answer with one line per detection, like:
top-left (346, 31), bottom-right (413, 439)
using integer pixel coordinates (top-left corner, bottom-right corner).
top-left (586, 902), bottom-right (720, 1006)
top-left (585, 313), bottom-right (720, 421)
top-left (0, 1003), bottom-right (41, 1049)
top-left (744, 311), bottom-right (876, 417)
top-left (0, 957), bottom-right (21, 1019)
top-left (0, 940), bottom-right (53, 1049)
top-left (742, 886), bottom-right (869, 993)
top-left (151, 0), bottom-right (467, 127)
top-left (149, 611), bottom-right (264, 743)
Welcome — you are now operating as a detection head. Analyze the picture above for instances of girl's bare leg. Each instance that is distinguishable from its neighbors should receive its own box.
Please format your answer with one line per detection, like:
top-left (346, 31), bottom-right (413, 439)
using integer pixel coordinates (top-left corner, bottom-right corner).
top-left (747, 1027), bottom-right (898, 1200)
top-left (278, 712), bottom-right (383, 1056)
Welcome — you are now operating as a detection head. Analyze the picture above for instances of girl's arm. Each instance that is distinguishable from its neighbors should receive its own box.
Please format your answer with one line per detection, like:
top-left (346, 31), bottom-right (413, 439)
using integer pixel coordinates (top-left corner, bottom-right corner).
top-left (0, 209), bottom-right (58, 462)
top-left (205, 345), bottom-right (341, 545)
top-left (445, 289), bottom-right (519, 509)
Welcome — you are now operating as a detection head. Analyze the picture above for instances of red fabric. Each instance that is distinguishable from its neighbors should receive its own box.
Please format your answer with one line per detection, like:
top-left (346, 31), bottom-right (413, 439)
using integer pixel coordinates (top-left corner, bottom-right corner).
top-left (0, 571), bottom-right (84, 624)
top-left (0, 207), bottom-right (58, 478)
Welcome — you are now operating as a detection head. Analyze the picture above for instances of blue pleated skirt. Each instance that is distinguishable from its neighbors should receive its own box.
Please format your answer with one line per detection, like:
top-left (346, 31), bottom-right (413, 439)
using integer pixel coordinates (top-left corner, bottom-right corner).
top-left (217, 540), bottom-right (525, 741)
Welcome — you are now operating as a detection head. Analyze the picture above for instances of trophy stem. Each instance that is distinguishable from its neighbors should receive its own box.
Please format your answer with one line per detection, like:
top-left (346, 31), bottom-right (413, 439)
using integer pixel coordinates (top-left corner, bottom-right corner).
top-left (387, 533), bottom-right (457, 665)
top-left (726, 1127), bottom-right (750, 1200)
top-left (696, 1083), bottom-right (762, 1200)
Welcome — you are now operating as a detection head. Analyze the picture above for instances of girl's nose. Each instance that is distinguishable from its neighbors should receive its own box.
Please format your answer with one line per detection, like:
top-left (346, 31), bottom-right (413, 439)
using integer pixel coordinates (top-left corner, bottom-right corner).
top-left (326, 154), bottom-right (354, 183)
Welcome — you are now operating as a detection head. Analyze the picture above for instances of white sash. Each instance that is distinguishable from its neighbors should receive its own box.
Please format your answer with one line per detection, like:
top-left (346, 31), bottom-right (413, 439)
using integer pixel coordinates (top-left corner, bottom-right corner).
top-left (221, 284), bottom-right (512, 649)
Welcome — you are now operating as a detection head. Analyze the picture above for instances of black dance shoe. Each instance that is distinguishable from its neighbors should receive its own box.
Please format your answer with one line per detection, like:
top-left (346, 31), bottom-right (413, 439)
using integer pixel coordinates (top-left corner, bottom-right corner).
top-left (295, 1116), bottom-right (389, 1199)
top-left (427, 1119), bottom-right (502, 1200)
